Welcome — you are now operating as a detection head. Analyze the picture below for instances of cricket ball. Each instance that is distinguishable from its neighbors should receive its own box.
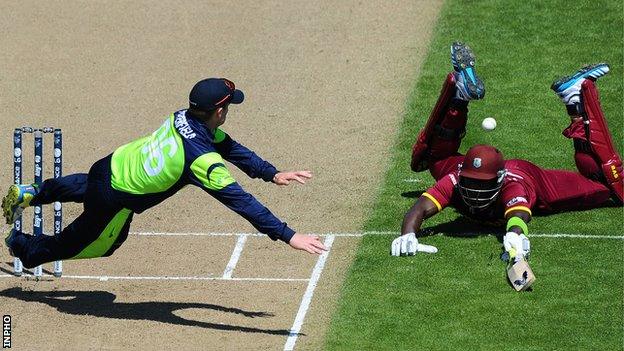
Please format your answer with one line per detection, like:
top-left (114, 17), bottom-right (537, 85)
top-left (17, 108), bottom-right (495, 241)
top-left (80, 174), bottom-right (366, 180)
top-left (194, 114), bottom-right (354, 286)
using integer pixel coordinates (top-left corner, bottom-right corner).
top-left (482, 117), bottom-right (497, 131)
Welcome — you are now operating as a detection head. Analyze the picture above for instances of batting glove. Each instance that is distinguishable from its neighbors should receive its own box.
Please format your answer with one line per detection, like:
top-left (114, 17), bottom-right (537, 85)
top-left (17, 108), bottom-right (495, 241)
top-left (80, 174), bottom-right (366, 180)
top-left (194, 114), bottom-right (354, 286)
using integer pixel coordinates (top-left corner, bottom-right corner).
top-left (503, 232), bottom-right (530, 262)
top-left (391, 233), bottom-right (438, 256)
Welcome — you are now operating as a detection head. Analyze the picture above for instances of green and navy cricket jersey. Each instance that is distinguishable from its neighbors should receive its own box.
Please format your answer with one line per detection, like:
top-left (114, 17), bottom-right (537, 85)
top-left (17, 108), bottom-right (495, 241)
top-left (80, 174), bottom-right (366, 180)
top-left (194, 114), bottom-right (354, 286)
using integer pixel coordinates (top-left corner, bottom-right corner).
top-left (109, 109), bottom-right (294, 242)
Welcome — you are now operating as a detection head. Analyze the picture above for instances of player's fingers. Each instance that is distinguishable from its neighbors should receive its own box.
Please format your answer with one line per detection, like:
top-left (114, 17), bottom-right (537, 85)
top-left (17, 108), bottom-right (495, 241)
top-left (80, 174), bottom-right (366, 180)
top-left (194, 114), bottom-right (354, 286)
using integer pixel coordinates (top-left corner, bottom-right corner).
top-left (391, 239), bottom-right (399, 256)
top-left (508, 248), bottom-right (517, 260)
top-left (400, 237), bottom-right (407, 256)
top-left (503, 237), bottom-right (512, 252)
top-left (299, 242), bottom-right (314, 254)
top-left (412, 236), bottom-right (420, 255)
top-left (308, 244), bottom-right (323, 255)
top-left (293, 175), bottom-right (306, 184)
top-left (297, 171), bottom-right (313, 179)
top-left (311, 240), bottom-right (327, 251)
top-left (410, 238), bottom-right (419, 255)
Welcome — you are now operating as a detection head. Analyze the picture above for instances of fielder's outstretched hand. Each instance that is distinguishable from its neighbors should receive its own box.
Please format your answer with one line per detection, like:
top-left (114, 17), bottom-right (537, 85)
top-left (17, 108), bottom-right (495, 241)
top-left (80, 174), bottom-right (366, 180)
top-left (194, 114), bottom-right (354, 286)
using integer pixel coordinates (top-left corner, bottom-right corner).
top-left (273, 171), bottom-right (312, 185)
top-left (289, 233), bottom-right (327, 254)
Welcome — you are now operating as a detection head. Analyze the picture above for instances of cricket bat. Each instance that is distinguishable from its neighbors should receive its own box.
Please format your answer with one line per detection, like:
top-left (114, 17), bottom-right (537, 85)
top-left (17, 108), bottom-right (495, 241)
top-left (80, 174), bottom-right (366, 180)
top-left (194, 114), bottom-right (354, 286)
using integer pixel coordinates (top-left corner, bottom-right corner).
top-left (507, 257), bottom-right (535, 291)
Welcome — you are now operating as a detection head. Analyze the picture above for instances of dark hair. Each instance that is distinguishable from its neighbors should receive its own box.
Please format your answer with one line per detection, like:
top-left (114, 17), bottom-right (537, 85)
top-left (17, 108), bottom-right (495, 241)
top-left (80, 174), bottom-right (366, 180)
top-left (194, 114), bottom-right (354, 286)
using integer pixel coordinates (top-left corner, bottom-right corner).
top-left (187, 107), bottom-right (217, 122)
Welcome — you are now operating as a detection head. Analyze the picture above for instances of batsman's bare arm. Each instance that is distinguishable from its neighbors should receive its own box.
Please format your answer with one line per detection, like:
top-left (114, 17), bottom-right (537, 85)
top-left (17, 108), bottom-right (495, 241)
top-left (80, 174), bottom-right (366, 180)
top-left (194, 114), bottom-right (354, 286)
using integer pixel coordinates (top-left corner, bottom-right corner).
top-left (400, 196), bottom-right (439, 236)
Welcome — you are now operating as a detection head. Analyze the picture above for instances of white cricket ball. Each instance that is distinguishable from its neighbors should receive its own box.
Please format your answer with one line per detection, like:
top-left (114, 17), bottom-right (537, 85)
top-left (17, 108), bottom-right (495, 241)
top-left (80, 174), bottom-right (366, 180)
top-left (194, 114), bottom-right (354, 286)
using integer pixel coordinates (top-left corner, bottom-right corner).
top-left (482, 117), bottom-right (497, 131)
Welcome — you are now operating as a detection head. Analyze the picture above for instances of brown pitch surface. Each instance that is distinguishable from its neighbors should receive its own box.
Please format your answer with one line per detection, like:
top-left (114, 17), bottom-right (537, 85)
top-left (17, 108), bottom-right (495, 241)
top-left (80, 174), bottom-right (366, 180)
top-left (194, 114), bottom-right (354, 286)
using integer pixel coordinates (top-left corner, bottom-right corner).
top-left (0, 1), bottom-right (442, 349)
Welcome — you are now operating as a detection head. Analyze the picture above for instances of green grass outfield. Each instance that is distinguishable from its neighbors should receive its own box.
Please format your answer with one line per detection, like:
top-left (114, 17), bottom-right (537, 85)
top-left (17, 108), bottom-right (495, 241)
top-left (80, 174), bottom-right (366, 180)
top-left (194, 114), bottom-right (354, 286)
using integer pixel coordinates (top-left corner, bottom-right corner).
top-left (326, 0), bottom-right (623, 350)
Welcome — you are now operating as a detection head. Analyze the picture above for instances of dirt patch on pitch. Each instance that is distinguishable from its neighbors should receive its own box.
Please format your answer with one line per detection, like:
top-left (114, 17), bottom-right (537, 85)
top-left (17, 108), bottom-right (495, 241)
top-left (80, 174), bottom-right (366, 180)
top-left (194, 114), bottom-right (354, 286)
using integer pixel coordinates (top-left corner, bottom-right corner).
top-left (0, 0), bottom-right (442, 349)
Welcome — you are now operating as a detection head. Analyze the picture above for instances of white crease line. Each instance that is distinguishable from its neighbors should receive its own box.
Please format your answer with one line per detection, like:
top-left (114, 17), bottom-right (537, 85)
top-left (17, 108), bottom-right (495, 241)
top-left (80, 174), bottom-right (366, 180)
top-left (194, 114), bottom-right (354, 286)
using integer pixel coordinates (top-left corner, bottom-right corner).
top-left (0, 274), bottom-right (308, 282)
top-left (402, 178), bottom-right (424, 183)
top-left (284, 235), bottom-right (335, 351)
top-left (222, 234), bottom-right (248, 279)
top-left (360, 231), bottom-right (624, 239)
top-left (129, 231), bottom-right (624, 239)
top-left (530, 233), bottom-right (624, 239)
top-left (131, 231), bottom-right (265, 237)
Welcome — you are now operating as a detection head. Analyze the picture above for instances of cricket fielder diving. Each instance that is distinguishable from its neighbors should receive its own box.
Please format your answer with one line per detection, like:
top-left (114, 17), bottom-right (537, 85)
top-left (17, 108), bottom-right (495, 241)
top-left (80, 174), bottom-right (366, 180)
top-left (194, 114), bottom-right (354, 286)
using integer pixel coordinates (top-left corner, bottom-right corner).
top-left (3, 78), bottom-right (327, 268)
top-left (391, 43), bottom-right (622, 284)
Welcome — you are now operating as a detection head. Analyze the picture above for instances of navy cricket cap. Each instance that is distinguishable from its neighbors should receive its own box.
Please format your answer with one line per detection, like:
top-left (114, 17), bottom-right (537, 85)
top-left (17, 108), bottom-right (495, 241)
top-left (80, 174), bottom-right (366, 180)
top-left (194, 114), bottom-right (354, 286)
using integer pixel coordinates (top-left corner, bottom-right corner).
top-left (189, 78), bottom-right (244, 111)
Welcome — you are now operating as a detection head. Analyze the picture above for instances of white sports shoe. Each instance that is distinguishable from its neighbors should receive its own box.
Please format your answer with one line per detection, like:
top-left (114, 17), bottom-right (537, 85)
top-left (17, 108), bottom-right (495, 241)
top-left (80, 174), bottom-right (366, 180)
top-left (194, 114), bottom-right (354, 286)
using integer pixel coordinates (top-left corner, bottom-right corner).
top-left (551, 63), bottom-right (610, 105)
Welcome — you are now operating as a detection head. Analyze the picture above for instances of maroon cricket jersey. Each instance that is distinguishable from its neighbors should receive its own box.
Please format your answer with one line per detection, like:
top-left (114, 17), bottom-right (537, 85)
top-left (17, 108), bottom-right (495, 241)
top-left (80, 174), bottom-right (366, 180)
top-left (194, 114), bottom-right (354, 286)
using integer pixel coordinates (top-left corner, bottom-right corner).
top-left (424, 159), bottom-right (611, 221)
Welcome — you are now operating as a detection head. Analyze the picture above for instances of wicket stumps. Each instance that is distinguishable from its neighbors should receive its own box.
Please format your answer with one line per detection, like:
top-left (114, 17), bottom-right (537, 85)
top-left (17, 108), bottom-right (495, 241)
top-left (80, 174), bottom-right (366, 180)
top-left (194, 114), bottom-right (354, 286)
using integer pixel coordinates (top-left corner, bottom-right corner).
top-left (12, 127), bottom-right (63, 278)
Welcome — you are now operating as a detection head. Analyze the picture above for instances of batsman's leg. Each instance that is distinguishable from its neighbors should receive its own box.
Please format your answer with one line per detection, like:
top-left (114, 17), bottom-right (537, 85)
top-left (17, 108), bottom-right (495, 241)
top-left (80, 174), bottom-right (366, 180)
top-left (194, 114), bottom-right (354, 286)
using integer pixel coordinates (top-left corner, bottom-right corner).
top-left (411, 42), bottom-right (484, 178)
top-left (535, 169), bottom-right (612, 212)
top-left (553, 64), bottom-right (623, 203)
top-left (410, 72), bottom-right (468, 173)
top-left (580, 80), bottom-right (623, 203)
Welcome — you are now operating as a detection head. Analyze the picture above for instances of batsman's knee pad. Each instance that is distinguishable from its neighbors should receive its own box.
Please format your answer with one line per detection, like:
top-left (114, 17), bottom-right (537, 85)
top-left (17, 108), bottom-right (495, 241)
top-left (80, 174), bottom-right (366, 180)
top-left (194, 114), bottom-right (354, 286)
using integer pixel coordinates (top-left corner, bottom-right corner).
top-left (411, 132), bottom-right (430, 172)
top-left (579, 80), bottom-right (623, 202)
top-left (573, 148), bottom-right (603, 181)
top-left (411, 73), bottom-right (468, 172)
top-left (562, 128), bottom-right (603, 181)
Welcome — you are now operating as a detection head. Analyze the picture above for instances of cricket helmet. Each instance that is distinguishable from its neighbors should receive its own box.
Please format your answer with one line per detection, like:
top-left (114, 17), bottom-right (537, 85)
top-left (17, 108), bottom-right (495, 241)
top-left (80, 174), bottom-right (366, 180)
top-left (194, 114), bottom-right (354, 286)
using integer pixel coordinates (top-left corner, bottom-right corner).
top-left (458, 144), bottom-right (507, 210)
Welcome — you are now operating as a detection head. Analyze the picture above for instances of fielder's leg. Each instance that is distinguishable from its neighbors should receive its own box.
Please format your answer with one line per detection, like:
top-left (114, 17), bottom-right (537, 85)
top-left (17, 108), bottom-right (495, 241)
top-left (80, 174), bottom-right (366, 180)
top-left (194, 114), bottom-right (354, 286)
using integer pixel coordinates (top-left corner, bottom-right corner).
top-left (411, 42), bottom-right (484, 180)
top-left (5, 178), bottom-right (133, 268)
top-left (5, 157), bottom-right (134, 268)
top-left (2, 173), bottom-right (87, 225)
top-left (32, 174), bottom-right (89, 205)
top-left (552, 63), bottom-right (623, 203)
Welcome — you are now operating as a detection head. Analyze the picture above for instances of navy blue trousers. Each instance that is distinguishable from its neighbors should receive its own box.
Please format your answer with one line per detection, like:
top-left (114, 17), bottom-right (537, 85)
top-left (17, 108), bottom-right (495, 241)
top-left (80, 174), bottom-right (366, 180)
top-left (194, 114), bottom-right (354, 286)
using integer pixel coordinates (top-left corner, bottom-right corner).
top-left (12, 156), bottom-right (134, 268)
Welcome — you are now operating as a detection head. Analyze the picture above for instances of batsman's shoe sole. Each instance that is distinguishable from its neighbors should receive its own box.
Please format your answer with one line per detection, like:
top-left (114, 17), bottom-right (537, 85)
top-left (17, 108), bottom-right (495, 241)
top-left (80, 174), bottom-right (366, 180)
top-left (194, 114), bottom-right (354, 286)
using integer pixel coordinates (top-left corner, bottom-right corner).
top-left (2, 184), bottom-right (34, 225)
top-left (450, 42), bottom-right (485, 100)
top-left (551, 63), bottom-right (609, 105)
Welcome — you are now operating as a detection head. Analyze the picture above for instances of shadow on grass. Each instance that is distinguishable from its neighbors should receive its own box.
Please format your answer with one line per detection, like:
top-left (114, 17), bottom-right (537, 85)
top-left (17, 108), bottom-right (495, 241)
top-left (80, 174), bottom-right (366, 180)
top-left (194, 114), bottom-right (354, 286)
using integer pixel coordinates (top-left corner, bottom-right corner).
top-left (402, 187), bottom-right (621, 241)
top-left (400, 189), bottom-right (502, 239)
top-left (420, 216), bottom-right (503, 240)
top-left (401, 190), bottom-right (425, 198)
top-left (532, 198), bottom-right (622, 214)
top-left (0, 287), bottom-right (292, 336)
